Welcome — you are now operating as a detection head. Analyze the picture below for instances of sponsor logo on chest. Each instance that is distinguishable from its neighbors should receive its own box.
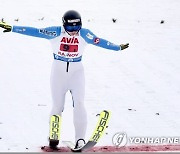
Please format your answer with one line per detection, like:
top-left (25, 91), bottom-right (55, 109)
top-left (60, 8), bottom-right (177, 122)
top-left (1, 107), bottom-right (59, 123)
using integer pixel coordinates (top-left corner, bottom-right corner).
top-left (58, 36), bottom-right (80, 57)
top-left (60, 37), bottom-right (79, 44)
top-left (58, 52), bottom-right (79, 57)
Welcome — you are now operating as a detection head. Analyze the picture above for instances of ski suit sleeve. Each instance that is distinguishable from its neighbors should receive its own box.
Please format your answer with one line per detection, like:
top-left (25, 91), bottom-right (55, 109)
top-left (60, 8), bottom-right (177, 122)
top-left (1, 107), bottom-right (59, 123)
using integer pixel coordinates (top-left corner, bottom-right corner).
top-left (80, 28), bottom-right (121, 51)
top-left (12, 26), bottom-right (61, 39)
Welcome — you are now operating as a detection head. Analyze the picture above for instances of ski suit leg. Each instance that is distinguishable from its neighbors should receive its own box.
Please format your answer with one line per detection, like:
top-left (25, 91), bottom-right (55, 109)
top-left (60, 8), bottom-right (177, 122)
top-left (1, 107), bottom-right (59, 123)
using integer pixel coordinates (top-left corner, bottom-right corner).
top-left (69, 63), bottom-right (87, 142)
top-left (50, 60), bottom-right (68, 116)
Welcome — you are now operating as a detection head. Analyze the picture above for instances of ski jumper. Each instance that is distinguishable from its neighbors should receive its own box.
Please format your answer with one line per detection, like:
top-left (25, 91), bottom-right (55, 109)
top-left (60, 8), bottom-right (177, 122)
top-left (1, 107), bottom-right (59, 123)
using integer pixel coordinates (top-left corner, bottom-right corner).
top-left (12, 25), bottom-right (121, 142)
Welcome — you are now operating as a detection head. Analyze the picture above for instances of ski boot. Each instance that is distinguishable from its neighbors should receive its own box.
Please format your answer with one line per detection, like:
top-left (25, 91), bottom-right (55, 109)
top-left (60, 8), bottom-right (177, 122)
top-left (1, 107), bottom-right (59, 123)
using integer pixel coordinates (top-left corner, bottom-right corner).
top-left (73, 139), bottom-right (86, 152)
top-left (49, 138), bottom-right (59, 150)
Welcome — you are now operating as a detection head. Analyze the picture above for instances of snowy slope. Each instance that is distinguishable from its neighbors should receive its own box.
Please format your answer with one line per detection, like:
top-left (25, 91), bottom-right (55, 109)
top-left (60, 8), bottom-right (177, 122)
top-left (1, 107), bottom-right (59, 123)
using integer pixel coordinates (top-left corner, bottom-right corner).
top-left (0, 0), bottom-right (180, 152)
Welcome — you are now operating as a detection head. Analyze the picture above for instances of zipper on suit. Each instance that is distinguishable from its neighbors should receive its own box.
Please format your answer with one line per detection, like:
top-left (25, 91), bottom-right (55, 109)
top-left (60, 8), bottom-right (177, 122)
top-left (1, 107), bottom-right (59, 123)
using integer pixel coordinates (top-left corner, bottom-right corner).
top-left (66, 62), bottom-right (69, 72)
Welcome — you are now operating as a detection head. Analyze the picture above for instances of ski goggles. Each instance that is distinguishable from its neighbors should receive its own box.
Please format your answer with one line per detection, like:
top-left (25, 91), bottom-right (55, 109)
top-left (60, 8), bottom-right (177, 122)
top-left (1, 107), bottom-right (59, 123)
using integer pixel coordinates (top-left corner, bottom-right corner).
top-left (64, 25), bottom-right (81, 32)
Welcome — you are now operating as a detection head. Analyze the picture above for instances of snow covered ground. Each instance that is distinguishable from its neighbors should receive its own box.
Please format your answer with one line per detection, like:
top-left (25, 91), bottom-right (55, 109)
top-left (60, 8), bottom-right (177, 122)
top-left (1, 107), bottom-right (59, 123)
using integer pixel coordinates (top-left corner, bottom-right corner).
top-left (0, 0), bottom-right (180, 152)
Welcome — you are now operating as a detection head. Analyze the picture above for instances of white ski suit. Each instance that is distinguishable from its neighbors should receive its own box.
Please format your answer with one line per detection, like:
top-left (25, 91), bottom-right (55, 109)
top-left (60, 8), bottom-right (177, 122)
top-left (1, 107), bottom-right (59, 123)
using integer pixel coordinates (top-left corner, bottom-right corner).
top-left (12, 25), bottom-right (121, 142)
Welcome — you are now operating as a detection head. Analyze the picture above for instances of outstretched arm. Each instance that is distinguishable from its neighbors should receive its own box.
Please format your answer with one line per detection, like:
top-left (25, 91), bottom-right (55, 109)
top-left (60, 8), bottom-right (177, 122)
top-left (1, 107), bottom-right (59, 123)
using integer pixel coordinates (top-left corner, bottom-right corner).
top-left (80, 28), bottom-right (129, 51)
top-left (0, 22), bottom-right (61, 39)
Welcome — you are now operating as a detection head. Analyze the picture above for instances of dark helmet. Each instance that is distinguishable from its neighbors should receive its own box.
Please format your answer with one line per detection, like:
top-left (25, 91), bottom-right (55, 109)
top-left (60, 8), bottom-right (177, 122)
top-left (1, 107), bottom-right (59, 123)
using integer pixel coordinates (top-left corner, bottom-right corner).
top-left (62, 10), bottom-right (82, 32)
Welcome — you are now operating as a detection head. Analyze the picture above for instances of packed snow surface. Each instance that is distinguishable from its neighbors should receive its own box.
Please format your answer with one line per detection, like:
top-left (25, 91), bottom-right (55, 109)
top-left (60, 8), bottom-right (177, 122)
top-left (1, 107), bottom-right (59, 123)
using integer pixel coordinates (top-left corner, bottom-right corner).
top-left (0, 0), bottom-right (180, 152)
